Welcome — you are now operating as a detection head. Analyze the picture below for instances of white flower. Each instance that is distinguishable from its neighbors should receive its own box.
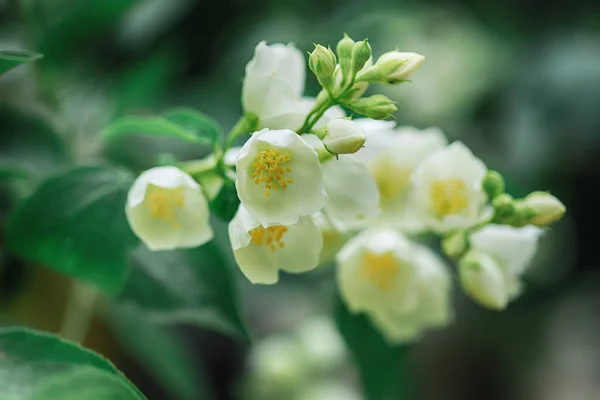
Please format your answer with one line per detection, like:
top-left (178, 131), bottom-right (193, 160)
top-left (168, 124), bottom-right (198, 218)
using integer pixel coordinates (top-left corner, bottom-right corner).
top-left (337, 229), bottom-right (419, 314)
top-left (412, 141), bottom-right (488, 233)
top-left (235, 128), bottom-right (327, 226)
top-left (302, 133), bottom-right (380, 231)
top-left (336, 228), bottom-right (452, 343)
top-left (312, 212), bottom-right (352, 265)
top-left (353, 120), bottom-right (448, 233)
top-left (242, 41), bottom-right (345, 131)
top-left (460, 224), bottom-right (544, 309)
top-left (242, 42), bottom-right (304, 127)
top-left (370, 245), bottom-right (452, 343)
top-left (228, 205), bottom-right (323, 284)
top-left (125, 166), bottom-right (213, 251)
top-left (322, 156), bottom-right (380, 231)
top-left (321, 118), bottom-right (366, 155)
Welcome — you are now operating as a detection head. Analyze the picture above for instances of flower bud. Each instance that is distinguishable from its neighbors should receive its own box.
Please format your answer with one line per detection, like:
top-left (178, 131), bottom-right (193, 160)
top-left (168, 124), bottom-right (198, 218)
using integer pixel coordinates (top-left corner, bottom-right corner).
top-left (348, 94), bottom-right (397, 119)
top-left (374, 51), bottom-right (425, 84)
top-left (321, 119), bottom-right (366, 155)
top-left (483, 170), bottom-right (505, 199)
top-left (459, 250), bottom-right (509, 310)
top-left (351, 39), bottom-right (371, 76)
top-left (523, 191), bottom-right (566, 227)
top-left (336, 34), bottom-right (355, 84)
top-left (442, 231), bottom-right (468, 260)
top-left (309, 44), bottom-right (337, 88)
top-left (491, 193), bottom-right (515, 223)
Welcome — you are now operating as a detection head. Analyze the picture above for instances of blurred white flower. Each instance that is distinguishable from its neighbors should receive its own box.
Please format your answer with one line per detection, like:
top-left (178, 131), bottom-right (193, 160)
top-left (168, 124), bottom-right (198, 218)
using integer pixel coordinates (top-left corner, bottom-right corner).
top-left (312, 212), bottom-right (352, 265)
top-left (235, 128), bottom-right (327, 226)
top-left (242, 41), bottom-right (345, 131)
top-left (370, 244), bottom-right (453, 343)
top-left (337, 228), bottom-right (452, 343)
top-left (228, 205), bottom-right (322, 284)
top-left (353, 120), bottom-right (448, 233)
top-left (125, 166), bottom-right (213, 251)
top-left (296, 316), bottom-right (346, 372)
top-left (412, 141), bottom-right (488, 233)
top-left (460, 224), bottom-right (544, 309)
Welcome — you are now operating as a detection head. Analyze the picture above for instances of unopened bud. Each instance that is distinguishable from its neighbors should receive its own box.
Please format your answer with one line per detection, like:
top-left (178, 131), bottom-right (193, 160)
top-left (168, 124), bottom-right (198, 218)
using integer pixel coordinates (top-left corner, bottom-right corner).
top-left (336, 34), bottom-right (355, 84)
top-left (348, 94), bottom-right (397, 119)
top-left (510, 201), bottom-right (536, 227)
top-left (483, 170), bottom-right (505, 199)
top-left (374, 51), bottom-right (425, 84)
top-left (492, 193), bottom-right (515, 223)
top-left (320, 119), bottom-right (366, 155)
top-left (459, 250), bottom-right (509, 310)
top-left (351, 39), bottom-right (371, 76)
top-left (523, 192), bottom-right (566, 227)
top-left (309, 44), bottom-right (337, 88)
top-left (442, 231), bottom-right (468, 260)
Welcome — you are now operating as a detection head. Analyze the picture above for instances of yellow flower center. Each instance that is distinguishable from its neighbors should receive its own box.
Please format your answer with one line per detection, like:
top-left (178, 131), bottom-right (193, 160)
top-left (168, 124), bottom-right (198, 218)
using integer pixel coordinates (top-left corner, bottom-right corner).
top-left (371, 158), bottom-right (413, 202)
top-left (252, 150), bottom-right (293, 197)
top-left (145, 185), bottom-right (185, 224)
top-left (430, 179), bottom-right (468, 217)
top-left (361, 251), bottom-right (401, 291)
top-left (250, 225), bottom-right (289, 252)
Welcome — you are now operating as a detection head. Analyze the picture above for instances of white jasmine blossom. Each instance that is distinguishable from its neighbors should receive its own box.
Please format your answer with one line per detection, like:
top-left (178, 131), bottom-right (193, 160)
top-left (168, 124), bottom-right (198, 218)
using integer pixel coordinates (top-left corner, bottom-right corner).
top-left (242, 42), bottom-right (305, 128)
top-left (412, 141), bottom-right (488, 233)
top-left (460, 224), bottom-right (544, 309)
top-left (242, 41), bottom-right (345, 131)
top-left (235, 128), bottom-right (328, 226)
top-left (336, 229), bottom-right (419, 315)
top-left (370, 244), bottom-right (452, 343)
top-left (336, 228), bottom-right (452, 343)
top-left (125, 166), bottom-right (213, 251)
top-left (353, 120), bottom-right (448, 233)
top-left (321, 156), bottom-right (380, 231)
top-left (228, 206), bottom-right (322, 284)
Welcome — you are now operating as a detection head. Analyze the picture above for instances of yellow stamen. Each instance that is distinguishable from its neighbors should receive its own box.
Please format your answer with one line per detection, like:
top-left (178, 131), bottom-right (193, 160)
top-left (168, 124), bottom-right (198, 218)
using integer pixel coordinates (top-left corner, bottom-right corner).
top-left (145, 185), bottom-right (185, 225)
top-left (430, 179), bottom-right (468, 217)
top-left (371, 158), bottom-right (413, 203)
top-left (249, 226), bottom-right (289, 252)
top-left (252, 149), bottom-right (293, 197)
top-left (361, 252), bottom-right (400, 291)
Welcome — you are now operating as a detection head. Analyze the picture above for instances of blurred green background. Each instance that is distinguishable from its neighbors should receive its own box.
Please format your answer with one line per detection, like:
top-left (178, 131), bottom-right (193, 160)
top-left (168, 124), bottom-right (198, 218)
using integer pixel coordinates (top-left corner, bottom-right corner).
top-left (0, 0), bottom-right (598, 399)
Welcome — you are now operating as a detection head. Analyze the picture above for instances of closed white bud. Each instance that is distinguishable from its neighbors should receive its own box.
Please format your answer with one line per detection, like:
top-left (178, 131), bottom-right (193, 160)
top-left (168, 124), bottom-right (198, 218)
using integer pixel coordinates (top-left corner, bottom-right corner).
top-left (524, 191), bottom-right (566, 227)
top-left (459, 250), bottom-right (509, 310)
top-left (349, 94), bottom-right (397, 119)
top-left (374, 51), bottom-right (425, 84)
top-left (321, 119), bottom-right (366, 155)
top-left (309, 44), bottom-right (336, 87)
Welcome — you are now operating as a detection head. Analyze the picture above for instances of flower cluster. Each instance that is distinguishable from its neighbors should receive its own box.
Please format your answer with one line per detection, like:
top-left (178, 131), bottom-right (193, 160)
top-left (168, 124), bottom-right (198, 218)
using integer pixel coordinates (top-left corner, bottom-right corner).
top-left (123, 35), bottom-right (566, 344)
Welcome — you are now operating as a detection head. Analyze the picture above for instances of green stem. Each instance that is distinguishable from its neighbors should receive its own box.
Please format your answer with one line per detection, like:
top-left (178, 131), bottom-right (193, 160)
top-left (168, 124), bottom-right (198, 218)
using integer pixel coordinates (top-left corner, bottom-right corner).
top-left (59, 281), bottom-right (99, 343)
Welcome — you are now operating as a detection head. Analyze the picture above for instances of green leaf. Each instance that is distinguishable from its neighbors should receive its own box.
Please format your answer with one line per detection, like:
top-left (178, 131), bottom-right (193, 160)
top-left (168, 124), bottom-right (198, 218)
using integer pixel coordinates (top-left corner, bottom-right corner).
top-left (209, 179), bottom-right (240, 222)
top-left (108, 305), bottom-right (213, 400)
top-left (5, 166), bottom-right (139, 294)
top-left (0, 106), bottom-right (69, 179)
top-left (103, 116), bottom-right (202, 143)
top-left (119, 237), bottom-right (249, 341)
top-left (334, 295), bottom-right (409, 400)
top-left (0, 327), bottom-right (144, 400)
top-left (103, 108), bottom-right (222, 147)
top-left (163, 108), bottom-right (222, 145)
top-left (0, 50), bottom-right (43, 76)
